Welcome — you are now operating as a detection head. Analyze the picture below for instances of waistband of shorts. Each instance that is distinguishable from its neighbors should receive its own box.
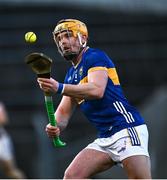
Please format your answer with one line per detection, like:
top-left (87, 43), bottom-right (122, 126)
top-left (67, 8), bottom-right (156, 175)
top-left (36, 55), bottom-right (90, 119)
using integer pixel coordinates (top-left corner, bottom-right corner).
top-left (98, 124), bottom-right (147, 143)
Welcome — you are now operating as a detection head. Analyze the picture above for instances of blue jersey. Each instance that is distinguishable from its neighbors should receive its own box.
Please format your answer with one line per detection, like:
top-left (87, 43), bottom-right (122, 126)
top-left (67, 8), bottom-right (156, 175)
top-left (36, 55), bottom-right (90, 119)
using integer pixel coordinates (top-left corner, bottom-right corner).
top-left (64, 48), bottom-right (145, 138)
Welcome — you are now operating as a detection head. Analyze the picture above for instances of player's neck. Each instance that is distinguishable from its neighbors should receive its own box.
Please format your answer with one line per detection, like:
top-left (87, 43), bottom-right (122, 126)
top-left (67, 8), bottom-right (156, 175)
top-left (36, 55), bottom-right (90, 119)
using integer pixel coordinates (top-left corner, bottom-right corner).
top-left (72, 46), bottom-right (88, 67)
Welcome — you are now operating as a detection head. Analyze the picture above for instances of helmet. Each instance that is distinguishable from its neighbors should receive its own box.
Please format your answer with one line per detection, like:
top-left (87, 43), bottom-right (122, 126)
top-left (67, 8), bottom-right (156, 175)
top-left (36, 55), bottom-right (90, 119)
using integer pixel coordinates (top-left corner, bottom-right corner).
top-left (53, 19), bottom-right (88, 61)
top-left (53, 19), bottom-right (88, 38)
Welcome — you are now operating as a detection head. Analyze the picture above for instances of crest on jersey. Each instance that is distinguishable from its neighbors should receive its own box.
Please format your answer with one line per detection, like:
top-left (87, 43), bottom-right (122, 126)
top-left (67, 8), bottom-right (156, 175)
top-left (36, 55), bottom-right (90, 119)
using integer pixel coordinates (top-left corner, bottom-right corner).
top-left (79, 66), bottom-right (83, 76)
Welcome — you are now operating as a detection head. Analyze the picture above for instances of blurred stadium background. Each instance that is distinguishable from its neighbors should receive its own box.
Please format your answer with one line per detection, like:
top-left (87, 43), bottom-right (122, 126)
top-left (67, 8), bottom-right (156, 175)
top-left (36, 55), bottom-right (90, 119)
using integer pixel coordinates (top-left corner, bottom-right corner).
top-left (0, 0), bottom-right (167, 178)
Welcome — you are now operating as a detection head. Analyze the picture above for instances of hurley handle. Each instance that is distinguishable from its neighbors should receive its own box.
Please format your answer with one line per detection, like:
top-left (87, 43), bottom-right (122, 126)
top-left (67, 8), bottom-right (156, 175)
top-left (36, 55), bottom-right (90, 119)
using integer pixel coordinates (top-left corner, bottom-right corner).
top-left (45, 95), bottom-right (66, 147)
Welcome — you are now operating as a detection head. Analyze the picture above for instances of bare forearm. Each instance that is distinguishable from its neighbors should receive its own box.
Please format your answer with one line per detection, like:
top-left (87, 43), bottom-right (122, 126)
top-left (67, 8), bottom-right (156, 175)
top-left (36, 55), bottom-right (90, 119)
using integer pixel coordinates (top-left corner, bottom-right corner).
top-left (57, 119), bottom-right (68, 131)
top-left (55, 97), bottom-right (76, 131)
top-left (62, 83), bottom-right (103, 99)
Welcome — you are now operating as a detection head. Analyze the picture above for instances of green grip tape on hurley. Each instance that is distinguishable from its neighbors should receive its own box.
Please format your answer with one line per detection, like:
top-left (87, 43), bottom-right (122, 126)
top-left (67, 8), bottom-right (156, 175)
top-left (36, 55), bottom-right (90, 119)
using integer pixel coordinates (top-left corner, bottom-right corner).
top-left (45, 96), bottom-right (66, 147)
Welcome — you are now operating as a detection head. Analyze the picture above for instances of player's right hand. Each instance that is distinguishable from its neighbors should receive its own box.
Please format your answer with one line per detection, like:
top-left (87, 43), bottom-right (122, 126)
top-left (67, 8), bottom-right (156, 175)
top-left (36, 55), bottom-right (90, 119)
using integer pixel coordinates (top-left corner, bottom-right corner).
top-left (37, 78), bottom-right (59, 93)
top-left (45, 123), bottom-right (60, 138)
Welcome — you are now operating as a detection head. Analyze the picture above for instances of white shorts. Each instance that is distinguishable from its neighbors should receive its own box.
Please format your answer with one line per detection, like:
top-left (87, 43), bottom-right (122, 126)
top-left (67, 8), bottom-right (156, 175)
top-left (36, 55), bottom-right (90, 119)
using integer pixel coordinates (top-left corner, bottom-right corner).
top-left (85, 124), bottom-right (149, 163)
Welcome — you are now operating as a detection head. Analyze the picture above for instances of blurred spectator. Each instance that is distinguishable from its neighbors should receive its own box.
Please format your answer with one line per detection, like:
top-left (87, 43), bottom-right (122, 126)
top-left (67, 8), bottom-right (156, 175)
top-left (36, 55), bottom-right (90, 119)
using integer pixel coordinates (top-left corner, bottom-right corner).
top-left (0, 102), bottom-right (26, 179)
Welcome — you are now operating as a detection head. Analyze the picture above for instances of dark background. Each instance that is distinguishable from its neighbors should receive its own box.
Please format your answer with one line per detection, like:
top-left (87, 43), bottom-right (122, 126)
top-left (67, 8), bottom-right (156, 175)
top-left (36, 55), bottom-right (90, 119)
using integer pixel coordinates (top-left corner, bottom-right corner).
top-left (0, 0), bottom-right (167, 178)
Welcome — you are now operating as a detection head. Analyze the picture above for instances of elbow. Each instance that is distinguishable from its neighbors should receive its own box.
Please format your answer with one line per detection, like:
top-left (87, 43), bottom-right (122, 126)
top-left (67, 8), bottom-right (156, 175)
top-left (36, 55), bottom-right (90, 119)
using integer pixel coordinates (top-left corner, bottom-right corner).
top-left (97, 90), bottom-right (105, 99)
top-left (91, 88), bottom-right (105, 99)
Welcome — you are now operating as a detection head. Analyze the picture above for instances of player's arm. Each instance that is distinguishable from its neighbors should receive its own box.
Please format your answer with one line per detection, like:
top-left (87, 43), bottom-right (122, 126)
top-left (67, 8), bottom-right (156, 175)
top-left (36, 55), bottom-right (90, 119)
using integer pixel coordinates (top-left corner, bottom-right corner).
top-left (63, 70), bottom-right (108, 99)
top-left (38, 70), bottom-right (108, 100)
top-left (55, 95), bottom-right (77, 131)
top-left (45, 95), bottom-right (77, 138)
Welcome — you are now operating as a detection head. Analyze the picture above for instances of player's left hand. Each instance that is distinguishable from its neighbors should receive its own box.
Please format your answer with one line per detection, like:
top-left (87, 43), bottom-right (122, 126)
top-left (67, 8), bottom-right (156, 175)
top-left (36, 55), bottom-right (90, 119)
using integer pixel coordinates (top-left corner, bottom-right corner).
top-left (45, 123), bottom-right (60, 138)
top-left (37, 77), bottom-right (59, 93)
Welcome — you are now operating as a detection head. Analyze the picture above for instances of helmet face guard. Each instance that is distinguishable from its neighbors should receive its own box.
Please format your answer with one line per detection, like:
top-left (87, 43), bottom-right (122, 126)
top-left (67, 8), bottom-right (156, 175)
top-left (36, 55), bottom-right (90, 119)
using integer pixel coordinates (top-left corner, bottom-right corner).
top-left (53, 19), bottom-right (88, 60)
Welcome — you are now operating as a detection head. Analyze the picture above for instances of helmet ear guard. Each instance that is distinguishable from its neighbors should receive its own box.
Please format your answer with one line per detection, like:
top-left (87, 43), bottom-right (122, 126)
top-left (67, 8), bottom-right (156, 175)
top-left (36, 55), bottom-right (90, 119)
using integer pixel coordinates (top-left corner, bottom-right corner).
top-left (77, 32), bottom-right (87, 47)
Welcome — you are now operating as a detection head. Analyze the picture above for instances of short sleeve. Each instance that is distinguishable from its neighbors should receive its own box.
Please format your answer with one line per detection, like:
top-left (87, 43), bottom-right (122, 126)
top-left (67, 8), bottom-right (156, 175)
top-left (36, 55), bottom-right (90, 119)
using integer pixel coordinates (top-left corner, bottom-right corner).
top-left (85, 49), bottom-right (115, 73)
